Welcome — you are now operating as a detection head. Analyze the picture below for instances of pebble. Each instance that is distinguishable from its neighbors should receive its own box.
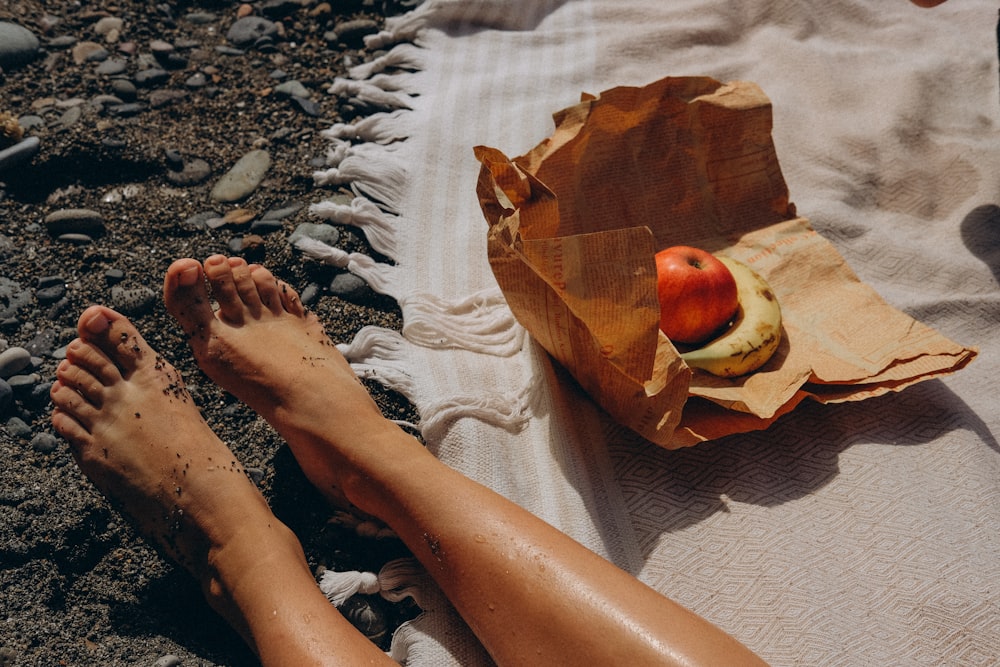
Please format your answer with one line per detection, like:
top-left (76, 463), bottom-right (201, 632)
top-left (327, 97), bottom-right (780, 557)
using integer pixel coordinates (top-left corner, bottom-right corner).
top-left (332, 19), bottom-right (379, 45)
top-left (43, 208), bottom-right (105, 236)
top-left (5, 416), bottom-right (31, 439)
top-left (289, 222), bottom-right (339, 247)
top-left (110, 285), bottom-right (157, 315)
top-left (274, 79), bottom-right (310, 99)
top-left (72, 41), bottom-right (109, 65)
top-left (329, 273), bottom-right (373, 303)
top-left (148, 89), bottom-right (187, 109)
top-left (210, 149), bottom-right (271, 202)
top-left (226, 17), bottom-right (279, 48)
top-left (153, 655), bottom-right (183, 667)
top-left (134, 68), bottom-right (170, 87)
top-left (110, 79), bottom-right (138, 100)
top-left (290, 96), bottom-right (322, 117)
top-left (0, 22), bottom-right (41, 68)
top-left (30, 432), bottom-right (59, 454)
top-left (0, 137), bottom-right (41, 173)
top-left (95, 58), bottom-right (128, 75)
top-left (0, 347), bottom-right (31, 379)
top-left (0, 278), bottom-right (31, 319)
top-left (166, 158), bottom-right (211, 186)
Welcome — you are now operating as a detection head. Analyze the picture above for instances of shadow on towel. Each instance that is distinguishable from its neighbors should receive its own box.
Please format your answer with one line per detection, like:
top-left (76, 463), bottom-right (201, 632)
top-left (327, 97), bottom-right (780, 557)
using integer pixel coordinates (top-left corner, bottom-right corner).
top-left (601, 375), bottom-right (996, 556)
top-left (961, 203), bottom-right (1000, 286)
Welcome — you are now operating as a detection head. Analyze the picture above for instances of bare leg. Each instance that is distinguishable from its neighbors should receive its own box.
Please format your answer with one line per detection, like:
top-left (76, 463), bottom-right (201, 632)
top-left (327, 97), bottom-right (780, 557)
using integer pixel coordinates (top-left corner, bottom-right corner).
top-left (164, 255), bottom-right (769, 667)
top-left (49, 306), bottom-right (394, 667)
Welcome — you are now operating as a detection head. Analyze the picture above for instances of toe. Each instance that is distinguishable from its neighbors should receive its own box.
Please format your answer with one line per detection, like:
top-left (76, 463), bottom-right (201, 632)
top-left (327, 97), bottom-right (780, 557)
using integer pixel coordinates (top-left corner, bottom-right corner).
top-left (203, 255), bottom-right (245, 324)
top-left (56, 353), bottom-right (112, 407)
top-left (248, 264), bottom-right (306, 316)
top-left (164, 258), bottom-right (217, 338)
top-left (50, 381), bottom-right (98, 442)
top-left (77, 305), bottom-right (155, 377)
top-left (228, 257), bottom-right (264, 315)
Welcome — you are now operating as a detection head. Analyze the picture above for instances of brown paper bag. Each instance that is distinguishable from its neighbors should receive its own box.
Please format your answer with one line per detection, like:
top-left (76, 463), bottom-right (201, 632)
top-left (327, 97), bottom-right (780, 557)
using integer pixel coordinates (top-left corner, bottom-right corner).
top-left (475, 75), bottom-right (977, 448)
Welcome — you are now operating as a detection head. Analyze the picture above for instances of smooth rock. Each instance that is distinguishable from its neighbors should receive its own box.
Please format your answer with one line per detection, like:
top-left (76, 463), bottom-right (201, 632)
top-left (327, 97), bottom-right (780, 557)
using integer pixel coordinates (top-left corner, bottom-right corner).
top-left (134, 68), bottom-right (169, 87)
top-left (167, 158), bottom-right (212, 186)
top-left (289, 222), bottom-right (339, 247)
top-left (110, 79), bottom-right (137, 100)
top-left (72, 41), bottom-right (109, 64)
top-left (0, 347), bottom-right (31, 379)
top-left (5, 416), bottom-right (31, 438)
top-left (226, 17), bottom-right (279, 47)
top-left (0, 22), bottom-right (40, 68)
top-left (110, 285), bottom-right (156, 315)
top-left (274, 79), bottom-right (310, 99)
top-left (329, 273), bottom-right (372, 303)
top-left (0, 277), bottom-right (30, 319)
top-left (331, 19), bottom-right (378, 45)
top-left (153, 655), bottom-right (183, 667)
top-left (0, 137), bottom-right (40, 173)
top-left (210, 149), bottom-right (271, 202)
top-left (290, 95), bottom-right (321, 117)
top-left (30, 432), bottom-right (59, 454)
top-left (95, 58), bottom-right (128, 75)
top-left (44, 208), bottom-right (104, 236)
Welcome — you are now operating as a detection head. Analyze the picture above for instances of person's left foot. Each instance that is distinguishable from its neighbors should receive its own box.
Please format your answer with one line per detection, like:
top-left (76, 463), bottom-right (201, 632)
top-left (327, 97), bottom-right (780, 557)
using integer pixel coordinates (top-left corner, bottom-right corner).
top-left (49, 305), bottom-right (281, 586)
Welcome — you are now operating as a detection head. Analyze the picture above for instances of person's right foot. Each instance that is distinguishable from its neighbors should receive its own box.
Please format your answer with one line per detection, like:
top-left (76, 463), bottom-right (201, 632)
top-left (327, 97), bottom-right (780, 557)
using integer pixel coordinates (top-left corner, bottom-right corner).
top-left (163, 255), bottom-right (398, 511)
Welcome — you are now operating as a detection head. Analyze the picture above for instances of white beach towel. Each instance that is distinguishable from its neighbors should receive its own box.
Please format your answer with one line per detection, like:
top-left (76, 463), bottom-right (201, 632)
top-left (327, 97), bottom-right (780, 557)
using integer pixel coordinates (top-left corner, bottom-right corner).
top-left (313, 1), bottom-right (1000, 664)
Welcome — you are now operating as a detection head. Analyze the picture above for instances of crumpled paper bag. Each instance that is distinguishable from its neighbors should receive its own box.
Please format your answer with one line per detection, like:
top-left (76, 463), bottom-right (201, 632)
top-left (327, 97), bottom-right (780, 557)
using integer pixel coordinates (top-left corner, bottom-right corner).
top-left (474, 75), bottom-right (977, 448)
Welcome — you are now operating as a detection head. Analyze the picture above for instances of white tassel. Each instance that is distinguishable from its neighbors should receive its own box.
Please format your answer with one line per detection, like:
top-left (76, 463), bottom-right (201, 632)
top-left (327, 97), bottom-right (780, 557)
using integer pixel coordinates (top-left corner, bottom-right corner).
top-left (319, 558), bottom-right (444, 611)
top-left (399, 289), bottom-right (525, 356)
top-left (327, 78), bottom-right (414, 110)
top-left (309, 196), bottom-right (400, 260)
top-left (419, 378), bottom-right (538, 445)
top-left (349, 43), bottom-right (424, 80)
top-left (319, 570), bottom-right (381, 606)
top-left (320, 111), bottom-right (412, 145)
top-left (313, 143), bottom-right (409, 212)
top-left (323, 139), bottom-right (351, 166)
top-left (293, 236), bottom-right (400, 297)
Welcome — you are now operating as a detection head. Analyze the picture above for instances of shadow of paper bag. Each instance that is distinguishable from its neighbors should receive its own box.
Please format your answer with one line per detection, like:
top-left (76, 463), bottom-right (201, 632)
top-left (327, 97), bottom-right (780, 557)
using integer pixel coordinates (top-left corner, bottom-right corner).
top-left (475, 76), bottom-right (976, 448)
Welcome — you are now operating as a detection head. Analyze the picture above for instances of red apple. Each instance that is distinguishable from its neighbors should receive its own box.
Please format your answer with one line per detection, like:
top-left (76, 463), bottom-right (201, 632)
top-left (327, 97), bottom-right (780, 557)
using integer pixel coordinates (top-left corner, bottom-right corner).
top-left (654, 245), bottom-right (739, 345)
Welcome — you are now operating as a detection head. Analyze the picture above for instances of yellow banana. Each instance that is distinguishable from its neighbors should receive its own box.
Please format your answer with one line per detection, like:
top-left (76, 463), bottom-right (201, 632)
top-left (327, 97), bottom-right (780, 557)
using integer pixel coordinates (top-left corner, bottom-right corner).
top-left (679, 256), bottom-right (782, 378)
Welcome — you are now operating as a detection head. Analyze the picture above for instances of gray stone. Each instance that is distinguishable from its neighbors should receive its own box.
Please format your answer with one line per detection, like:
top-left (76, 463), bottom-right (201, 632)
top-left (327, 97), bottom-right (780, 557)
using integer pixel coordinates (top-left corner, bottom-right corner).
top-left (0, 347), bottom-right (31, 379)
top-left (0, 22), bottom-right (40, 68)
top-left (44, 208), bottom-right (104, 236)
top-left (30, 432), bottom-right (59, 454)
top-left (210, 149), bottom-right (271, 202)
top-left (166, 158), bottom-right (211, 186)
top-left (0, 137), bottom-right (40, 173)
top-left (274, 80), bottom-right (310, 99)
top-left (110, 285), bottom-right (157, 315)
top-left (329, 273), bottom-right (372, 303)
top-left (289, 222), bottom-right (339, 247)
top-left (226, 17), bottom-right (279, 47)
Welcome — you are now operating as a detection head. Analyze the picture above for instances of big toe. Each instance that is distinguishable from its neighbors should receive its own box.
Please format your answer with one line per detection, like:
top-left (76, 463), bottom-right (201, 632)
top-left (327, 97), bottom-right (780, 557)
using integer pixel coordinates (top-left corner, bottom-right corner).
top-left (164, 258), bottom-right (216, 338)
top-left (76, 305), bottom-right (155, 377)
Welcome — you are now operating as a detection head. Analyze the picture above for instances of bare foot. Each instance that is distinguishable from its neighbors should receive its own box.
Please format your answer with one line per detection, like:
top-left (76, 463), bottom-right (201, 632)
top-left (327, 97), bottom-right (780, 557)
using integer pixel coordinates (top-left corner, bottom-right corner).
top-left (49, 306), bottom-right (297, 632)
top-left (162, 255), bottom-right (399, 511)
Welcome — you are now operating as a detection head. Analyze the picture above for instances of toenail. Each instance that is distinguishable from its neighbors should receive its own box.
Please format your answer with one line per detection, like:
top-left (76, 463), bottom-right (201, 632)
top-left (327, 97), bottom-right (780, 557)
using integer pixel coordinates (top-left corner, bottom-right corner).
top-left (178, 266), bottom-right (200, 286)
top-left (207, 255), bottom-right (226, 266)
top-left (83, 312), bottom-right (111, 334)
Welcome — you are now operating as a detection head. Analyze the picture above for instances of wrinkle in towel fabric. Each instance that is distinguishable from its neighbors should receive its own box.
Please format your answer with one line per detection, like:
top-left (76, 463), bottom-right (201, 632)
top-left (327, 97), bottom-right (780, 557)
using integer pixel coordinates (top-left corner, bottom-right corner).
top-left (318, 0), bottom-right (1000, 664)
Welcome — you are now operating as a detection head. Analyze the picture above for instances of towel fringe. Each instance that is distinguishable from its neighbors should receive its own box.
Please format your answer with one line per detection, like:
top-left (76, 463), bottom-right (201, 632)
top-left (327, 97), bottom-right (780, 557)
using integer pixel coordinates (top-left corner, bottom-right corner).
top-left (309, 196), bottom-right (400, 260)
top-left (349, 43), bottom-right (425, 79)
top-left (419, 380), bottom-right (536, 445)
top-left (327, 77), bottom-right (415, 110)
top-left (399, 289), bottom-right (525, 356)
top-left (313, 142), bottom-right (410, 213)
top-left (320, 110), bottom-right (412, 145)
top-left (293, 236), bottom-right (399, 296)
